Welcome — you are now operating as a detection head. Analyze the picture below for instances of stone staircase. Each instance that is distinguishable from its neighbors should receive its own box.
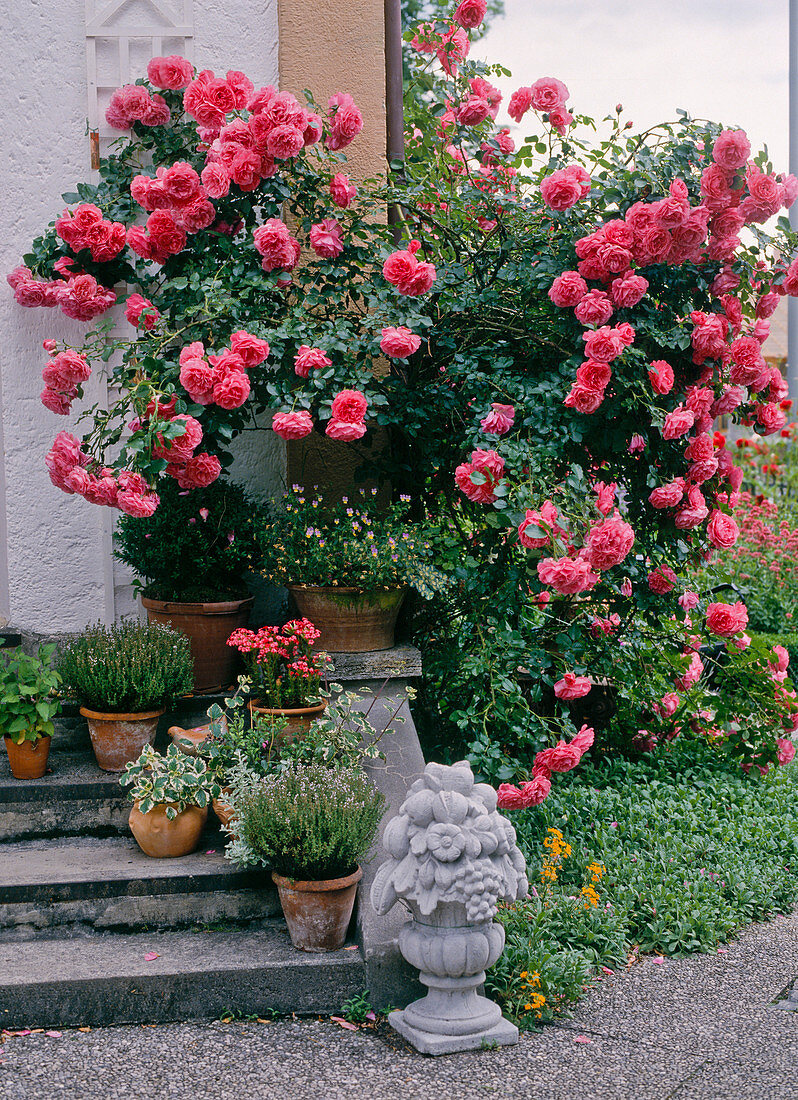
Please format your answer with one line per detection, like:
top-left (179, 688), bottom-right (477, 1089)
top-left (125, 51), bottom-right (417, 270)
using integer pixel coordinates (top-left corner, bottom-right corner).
top-left (0, 647), bottom-right (426, 1028)
top-left (0, 741), bottom-right (366, 1029)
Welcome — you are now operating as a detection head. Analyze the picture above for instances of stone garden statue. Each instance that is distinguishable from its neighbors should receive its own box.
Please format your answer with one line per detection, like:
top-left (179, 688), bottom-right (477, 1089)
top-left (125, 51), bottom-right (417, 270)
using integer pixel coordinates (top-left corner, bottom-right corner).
top-left (370, 760), bottom-right (528, 1054)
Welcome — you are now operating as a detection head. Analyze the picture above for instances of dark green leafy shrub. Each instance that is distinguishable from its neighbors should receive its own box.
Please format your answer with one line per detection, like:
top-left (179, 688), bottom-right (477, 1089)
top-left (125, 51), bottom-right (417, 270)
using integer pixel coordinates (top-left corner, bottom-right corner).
top-left (0, 646), bottom-right (61, 744)
top-left (115, 478), bottom-right (257, 602)
top-left (57, 620), bottom-right (193, 712)
top-left (232, 764), bottom-right (385, 879)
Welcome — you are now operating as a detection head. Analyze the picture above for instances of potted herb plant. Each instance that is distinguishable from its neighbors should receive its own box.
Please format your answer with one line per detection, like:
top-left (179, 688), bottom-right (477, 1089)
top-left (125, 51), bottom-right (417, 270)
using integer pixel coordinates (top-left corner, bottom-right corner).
top-left (228, 763), bottom-right (385, 951)
top-left (257, 488), bottom-right (445, 652)
top-left (121, 742), bottom-right (220, 857)
top-left (57, 621), bottom-right (193, 771)
top-left (0, 646), bottom-right (61, 779)
top-left (226, 620), bottom-right (331, 739)
top-left (115, 478), bottom-right (258, 692)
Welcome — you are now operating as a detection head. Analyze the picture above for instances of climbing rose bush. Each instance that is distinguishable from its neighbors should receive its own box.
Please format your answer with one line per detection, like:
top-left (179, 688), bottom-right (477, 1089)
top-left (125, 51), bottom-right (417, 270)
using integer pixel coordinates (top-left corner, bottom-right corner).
top-left (9, 6), bottom-right (798, 779)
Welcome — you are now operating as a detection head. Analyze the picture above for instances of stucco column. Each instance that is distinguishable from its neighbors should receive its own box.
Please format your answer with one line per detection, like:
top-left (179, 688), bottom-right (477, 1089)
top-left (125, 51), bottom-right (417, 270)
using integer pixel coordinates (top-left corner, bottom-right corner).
top-left (279, 0), bottom-right (388, 496)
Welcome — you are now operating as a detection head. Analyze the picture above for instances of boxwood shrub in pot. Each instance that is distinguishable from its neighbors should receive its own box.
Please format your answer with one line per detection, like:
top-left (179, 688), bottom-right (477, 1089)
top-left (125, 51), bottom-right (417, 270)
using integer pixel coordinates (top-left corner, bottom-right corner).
top-left (116, 478), bottom-right (258, 692)
top-left (229, 764), bottom-right (385, 951)
top-left (0, 646), bottom-right (61, 779)
top-left (57, 620), bottom-right (193, 772)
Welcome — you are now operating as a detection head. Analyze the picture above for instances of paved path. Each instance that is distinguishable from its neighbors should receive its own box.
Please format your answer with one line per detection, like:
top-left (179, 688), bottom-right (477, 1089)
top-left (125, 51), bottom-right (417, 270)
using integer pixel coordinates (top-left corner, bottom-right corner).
top-left (3, 909), bottom-right (798, 1100)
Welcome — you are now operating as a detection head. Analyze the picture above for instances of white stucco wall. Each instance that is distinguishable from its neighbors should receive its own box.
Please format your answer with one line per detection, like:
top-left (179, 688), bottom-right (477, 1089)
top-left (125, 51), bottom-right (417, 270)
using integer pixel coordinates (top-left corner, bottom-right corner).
top-left (0, 0), bottom-right (281, 634)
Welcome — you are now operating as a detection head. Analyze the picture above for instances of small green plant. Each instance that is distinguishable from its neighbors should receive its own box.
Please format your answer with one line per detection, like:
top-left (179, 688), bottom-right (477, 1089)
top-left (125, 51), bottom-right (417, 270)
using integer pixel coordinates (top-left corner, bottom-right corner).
top-left (57, 620), bottom-right (193, 713)
top-left (339, 990), bottom-right (374, 1024)
top-left (115, 477), bottom-right (258, 602)
top-left (228, 763), bottom-right (385, 879)
top-left (120, 742), bottom-right (220, 817)
top-left (257, 487), bottom-right (446, 598)
top-left (0, 646), bottom-right (61, 744)
top-left (198, 680), bottom-right (285, 783)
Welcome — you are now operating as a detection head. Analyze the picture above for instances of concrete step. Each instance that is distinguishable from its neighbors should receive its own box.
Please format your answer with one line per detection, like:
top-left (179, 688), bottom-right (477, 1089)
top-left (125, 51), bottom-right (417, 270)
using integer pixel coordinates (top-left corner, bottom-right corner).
top-left (0, 835), bottom-right (281, 938)
top-left (0, 923), bottom-right (366, 1028)
top-left (0, 749), bottom-right (130, 841)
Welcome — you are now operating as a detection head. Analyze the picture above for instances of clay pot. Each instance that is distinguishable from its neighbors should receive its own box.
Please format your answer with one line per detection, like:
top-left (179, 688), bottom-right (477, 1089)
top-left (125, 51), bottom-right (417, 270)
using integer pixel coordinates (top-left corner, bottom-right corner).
top-left (288, 586), bottom-right (405, 652)
top-left (129, 800), bottom-right (208, 858)
top-left (249, 700), bottom-right (326, 744)
top-left (169, 723), bottom-right (212, 756)
top-left (4, 735), bottom-right (51, 780)
top-left (272, 867), bottom-right (362, 952)
top-left (213, 789), bottom-right (236, 829)
top-left (80, 707), bottom-right (164, 772)
top-left (142, 596), bottom-right (253, 693)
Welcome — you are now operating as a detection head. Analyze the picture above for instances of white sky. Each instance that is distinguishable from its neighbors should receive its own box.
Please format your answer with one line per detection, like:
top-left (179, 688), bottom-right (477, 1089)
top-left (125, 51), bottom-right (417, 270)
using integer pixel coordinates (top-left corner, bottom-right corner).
top-left (476, 0), bottom-right (790, 173)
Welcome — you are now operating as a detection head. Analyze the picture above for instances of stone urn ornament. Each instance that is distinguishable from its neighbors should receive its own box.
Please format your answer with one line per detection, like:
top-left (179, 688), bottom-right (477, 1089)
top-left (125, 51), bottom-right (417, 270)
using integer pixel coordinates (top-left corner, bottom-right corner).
top-left (370, 760), bottom-right (528, 1055)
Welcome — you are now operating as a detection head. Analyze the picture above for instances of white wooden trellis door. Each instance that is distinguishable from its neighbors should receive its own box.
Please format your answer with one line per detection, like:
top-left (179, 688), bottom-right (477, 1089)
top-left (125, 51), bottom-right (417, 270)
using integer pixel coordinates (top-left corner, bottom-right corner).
top-left (85, 0), bottom-right (194, 162)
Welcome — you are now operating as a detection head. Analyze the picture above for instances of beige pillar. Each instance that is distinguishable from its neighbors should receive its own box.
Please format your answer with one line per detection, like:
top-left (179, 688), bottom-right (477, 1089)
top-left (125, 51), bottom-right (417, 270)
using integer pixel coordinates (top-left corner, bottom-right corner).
top-left (279, 0), bottom-right (389, 496)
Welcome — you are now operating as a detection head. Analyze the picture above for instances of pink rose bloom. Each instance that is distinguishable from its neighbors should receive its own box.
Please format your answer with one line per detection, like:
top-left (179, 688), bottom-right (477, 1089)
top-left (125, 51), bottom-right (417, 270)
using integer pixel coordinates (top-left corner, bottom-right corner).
top-left (162, 161), bottom-right (202, 206)
top-left (564, 383), bottom-right (605, 414)
top-left (575, 290), bottom-right (613, 326)
top-left (496, 783), bottom-right (526, 810)
top-left (678, 590), bottom-right (700, 611)
top-left (331, 389), bottom-right (367, 423)
top-left (435, 25), bottom-right (470, 76)
top-left (712, 129), bottom-right (751, 171)
top-left (213, 369), bottom-right (250, 409)
top-left (454, 448), bottom-right (505, 504)
top-left (582, 327), bottom-right (624, 362)
top-left (180, 359), bottom-right (214, 402)
top-left (530, 77), bottom-right (569, 112)
top-left (454, 0), bottom-right (487, 28)
top-left (585, 514), bottom-right (635, 571)
top-left (549, 270), bottom-right (588, 308)
top-left (772, 645), bottom-right (790, 673)
top-left (662, 406), bottom-right (695, 440)
top-left (648, 566), bottom-right (677, 594)
top-left (571, 725), bottom-right (595, 755)
top-left (201, 163), bottom-right (230, 199)
top-left (540, 167), bottom-right (587, 211)
top-left (508, 86), bottom-right (533, 123)
top-left (327, 92), bottom-right (364, 149)
top-left (380, 326), bottom-right (421, 359)
top-left (42, 350), bottom-right (91, 389)
top-left (272, 410), bottom-right (313, 440)
top-left (707, 510), bottom-right (739, 549)
top-left (41, 388), bottom-right (74, 415)
top-left (294, 346), bottom-right (332, 377)
top-left (706, 601), bottom-right (749, 636)
top-left (611, 272), bottom-right (648, 308)
top-left (621, 577), bottom-right (633, 597)
top-left (660, 692), bottom-right (680, 717)
top-left (171, 452), bottom-right (222, 489)
top-left (326, 419), bottom-right (367, 442)
top-left (330, 173), bottom-right (357, 208)
top-left (229, 330), bottom-right (269, 368)
top-left (519, 774), bottom-right (552, 807)
top-left (554, 672), bottom-right (592, 700)
top-left (649, 478), bottom-right (686, 509)
top-left (777, 738), bottom-right (796, 766)
top-left (457, 95), bottom-right (491, 127)
top-left (125, 293), bottom-right (159, 330)
top-left (147, 55), bottom-right (194, 89)
top-left (518, 501), bottom-right (560, 549)
top-left (576, 360), bottom-right (612, 391)
top-left (593, 481), bottom-right (616, 517)
top-left (117, 490), bottom-right (159, 518)
top-left (757, 402), bottom-right (787, 435)
top-left (537, 556), bottom-right (598, 595)
top-left (383, 241), bottom-right (437, 296)
top-left (548, 106), bottom-right (574, 135)
top-left (147, 210), bottom-right (187, 257)
top-left (480, 403), bottom-right (515, 436)
top-left (547, 740), bottom-right (582, 773)
top-left (266, 124), bottom-right (305, 160)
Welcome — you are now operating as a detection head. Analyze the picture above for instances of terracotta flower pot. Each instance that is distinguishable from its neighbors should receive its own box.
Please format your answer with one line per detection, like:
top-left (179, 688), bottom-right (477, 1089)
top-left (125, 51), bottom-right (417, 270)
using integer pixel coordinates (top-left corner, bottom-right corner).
top-left (129, 800), bottom-right (208, 858)
top-left (4, 735), bottom-right (51, 780)
top-left (272, 867), bottom-right (362, 952)
top-left (80, 707), bottom-right (164, 772)
top-left (168, 723), bottom-right (212, 756)
top-left (249, 700), bottom-right (326, 744)
top-left (142, 596), bottom-right (253, 693)
top-left (288, 586), bottom-right (405, 652)
top-left (213, 789), bottom-right (236, 829)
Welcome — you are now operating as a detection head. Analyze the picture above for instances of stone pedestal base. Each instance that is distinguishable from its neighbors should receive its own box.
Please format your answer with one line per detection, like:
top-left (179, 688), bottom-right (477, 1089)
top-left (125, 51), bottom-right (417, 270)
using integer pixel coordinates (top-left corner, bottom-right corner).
top-left (389, 1007), bottom-right (519, 1055)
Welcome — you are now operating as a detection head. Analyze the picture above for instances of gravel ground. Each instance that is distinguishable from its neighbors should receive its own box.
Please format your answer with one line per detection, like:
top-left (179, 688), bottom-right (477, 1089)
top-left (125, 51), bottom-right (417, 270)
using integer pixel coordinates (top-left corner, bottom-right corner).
top-left (3, 909), bottom-right (798, 1100)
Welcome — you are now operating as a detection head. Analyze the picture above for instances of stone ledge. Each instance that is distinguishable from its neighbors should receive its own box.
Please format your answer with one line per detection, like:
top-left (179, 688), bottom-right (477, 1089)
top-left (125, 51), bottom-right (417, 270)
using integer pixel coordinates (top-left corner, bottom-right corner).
top-left (328, 644), bottom-right (422, 681)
